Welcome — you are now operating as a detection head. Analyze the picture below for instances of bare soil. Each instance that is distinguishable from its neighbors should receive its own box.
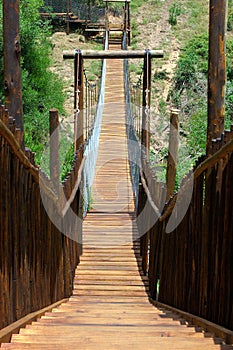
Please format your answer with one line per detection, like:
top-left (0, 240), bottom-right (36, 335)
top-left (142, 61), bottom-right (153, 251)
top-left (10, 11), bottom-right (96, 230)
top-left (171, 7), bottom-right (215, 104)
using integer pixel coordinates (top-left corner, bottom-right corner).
top-left (50, 0), bottom-right (181, 118)
top-left (50, 32), bottom-right (101, 124)
top-left (50, 2), bottom-right (181, 151)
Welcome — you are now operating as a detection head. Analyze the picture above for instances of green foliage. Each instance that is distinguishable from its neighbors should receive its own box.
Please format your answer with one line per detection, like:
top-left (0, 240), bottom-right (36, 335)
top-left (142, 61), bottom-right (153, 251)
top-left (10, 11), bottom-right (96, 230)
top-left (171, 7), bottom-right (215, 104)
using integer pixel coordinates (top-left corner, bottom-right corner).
top-left (142, 17), bottom-right (149, 26)
top-left (174, 55), bottom-right (197, 90)
top-left (130, 18), bottom-right (141, 48)
top-left (128, 0), bottom-right (233, 189)
top-left (186, 111), bottom-right (207, 159)
top-left (226, 39), bottom-right (233, 123)
top-left (129, 62), bottom-right (143, 75)
top-left (130, 0), bottom-right (148, 12)
top-left (158, 99), bottom-right (167, 114)
top-left (0, 0), bottom-right (66, 165)
top-left (170, 33), bottom-right (208, 109)
top-left (227, 39), bottom-right (233, 81)
top-left (60, 132), bottom-right (75, 181)
top-left (169, 2), bottom-right (182, 26)
top-left (38, 126), bottom-right (75, 181)
top-left (227, 0), bottom-right (233, 31)
top-left (153, 70), bottom-right (169, 81)
top-left (174, 33), bottom-right (208, 87)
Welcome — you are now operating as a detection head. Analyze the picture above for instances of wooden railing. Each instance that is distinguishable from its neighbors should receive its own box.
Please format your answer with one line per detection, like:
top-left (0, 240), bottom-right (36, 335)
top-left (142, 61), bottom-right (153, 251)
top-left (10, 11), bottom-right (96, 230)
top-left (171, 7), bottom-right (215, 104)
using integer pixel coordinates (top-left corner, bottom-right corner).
top-left (0, 106), bottom-right (82, 330)
top-left (138, 128), bottom-right (233, 330)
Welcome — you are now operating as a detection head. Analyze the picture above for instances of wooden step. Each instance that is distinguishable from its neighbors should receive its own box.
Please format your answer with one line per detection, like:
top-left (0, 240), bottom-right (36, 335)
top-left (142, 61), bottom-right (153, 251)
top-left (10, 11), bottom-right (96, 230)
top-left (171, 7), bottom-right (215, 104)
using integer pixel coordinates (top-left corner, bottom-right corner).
top-left (0, 42), bottom-right (225, 350)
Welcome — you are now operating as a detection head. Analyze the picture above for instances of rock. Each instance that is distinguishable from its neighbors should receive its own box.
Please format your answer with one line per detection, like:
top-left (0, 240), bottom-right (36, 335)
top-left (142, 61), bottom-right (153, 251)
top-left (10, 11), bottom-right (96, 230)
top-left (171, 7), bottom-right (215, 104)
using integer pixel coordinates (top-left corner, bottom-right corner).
top-left (78, 35), bottom-right (85, 43)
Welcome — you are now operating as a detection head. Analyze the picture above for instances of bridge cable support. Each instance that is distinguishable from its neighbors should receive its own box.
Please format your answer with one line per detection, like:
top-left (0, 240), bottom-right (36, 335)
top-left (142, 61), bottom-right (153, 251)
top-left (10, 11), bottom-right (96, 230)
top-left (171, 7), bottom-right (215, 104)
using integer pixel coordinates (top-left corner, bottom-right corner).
top-left (74, 49), bottom-right (84, 152)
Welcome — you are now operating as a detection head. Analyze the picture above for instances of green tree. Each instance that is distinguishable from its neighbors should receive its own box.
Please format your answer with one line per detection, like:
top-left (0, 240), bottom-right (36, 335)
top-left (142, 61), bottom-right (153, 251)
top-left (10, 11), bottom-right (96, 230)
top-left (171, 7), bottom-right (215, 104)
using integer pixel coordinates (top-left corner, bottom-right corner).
top-left (0, 0), bottom-right (65, 162)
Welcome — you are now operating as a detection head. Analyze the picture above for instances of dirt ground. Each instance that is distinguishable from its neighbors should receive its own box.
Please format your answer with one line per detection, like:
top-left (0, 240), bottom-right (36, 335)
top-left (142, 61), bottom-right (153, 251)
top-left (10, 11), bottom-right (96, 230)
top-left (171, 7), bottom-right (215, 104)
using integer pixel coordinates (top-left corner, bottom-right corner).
top-left (50, 32), bottom-right (97, 124)
top-left (132, 0), bottom-right (180, 106)
top-left (50, 0), bottom-right (180, 116)
top-left (50, 1), bottom-right (181, 155)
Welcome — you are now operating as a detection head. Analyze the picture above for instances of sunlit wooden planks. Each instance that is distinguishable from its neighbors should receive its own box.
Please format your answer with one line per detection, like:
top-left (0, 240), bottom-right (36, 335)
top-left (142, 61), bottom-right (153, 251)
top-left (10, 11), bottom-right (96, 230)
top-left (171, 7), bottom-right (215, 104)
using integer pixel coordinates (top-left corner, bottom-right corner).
top-left (0, 45), bottom-right (227, 350)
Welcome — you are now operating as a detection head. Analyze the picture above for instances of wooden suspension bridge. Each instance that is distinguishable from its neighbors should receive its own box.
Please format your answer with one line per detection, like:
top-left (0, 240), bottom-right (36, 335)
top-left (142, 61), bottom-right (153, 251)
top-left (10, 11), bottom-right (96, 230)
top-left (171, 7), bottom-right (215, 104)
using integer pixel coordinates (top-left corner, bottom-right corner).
top-left (0, 1), bottom-right (233, 349)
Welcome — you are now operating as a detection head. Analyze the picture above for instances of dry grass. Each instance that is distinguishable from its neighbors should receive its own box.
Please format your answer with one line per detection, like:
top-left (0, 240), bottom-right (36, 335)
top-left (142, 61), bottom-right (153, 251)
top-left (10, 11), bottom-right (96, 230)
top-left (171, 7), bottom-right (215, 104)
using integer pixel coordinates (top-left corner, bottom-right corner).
top-left (50, 32), bottom-right (102, 121)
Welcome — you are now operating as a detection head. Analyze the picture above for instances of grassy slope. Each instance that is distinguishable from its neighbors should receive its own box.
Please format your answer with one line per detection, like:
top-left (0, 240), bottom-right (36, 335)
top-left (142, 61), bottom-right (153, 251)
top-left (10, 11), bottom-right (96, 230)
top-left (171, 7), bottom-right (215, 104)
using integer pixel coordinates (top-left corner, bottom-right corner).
top-left (130, 0), bottom-right (232, 186)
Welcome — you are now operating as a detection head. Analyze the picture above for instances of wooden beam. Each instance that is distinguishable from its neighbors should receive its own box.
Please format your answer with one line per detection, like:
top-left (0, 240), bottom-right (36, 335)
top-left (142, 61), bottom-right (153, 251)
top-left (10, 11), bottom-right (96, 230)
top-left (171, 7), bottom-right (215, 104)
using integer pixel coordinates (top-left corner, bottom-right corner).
top-left (74, 50), bottom-right (84, 152)
top-left (166, 109), bottom-right (179, 201)
top-left (141, 49), bottom-right (152, 159)
top-left (207, 0), bottom-right (227, 156)
top-left (63, 49), bottom-right (163, 59)
top-left (50, 109), bottom-right (60, 193)
top-left (3, 0), bottom-right (24, 147)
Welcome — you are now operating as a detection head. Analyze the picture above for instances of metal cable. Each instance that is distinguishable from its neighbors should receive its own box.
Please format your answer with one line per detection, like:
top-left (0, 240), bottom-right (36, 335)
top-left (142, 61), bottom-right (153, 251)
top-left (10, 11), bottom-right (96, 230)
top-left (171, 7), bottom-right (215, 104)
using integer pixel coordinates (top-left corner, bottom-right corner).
top-left (123, 32), bottom-right (140, 208)
top-left (82, 32), bottom-right (108, 216)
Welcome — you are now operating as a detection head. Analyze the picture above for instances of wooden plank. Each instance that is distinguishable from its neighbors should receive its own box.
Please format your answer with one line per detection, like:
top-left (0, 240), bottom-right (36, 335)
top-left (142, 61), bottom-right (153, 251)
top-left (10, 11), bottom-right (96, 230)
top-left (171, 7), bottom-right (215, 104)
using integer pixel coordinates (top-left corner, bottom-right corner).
top-left (151, 300), bottom-right (233, 345)
top-left (2, 43), bottom-right (227, 350)
top-left (0, 342), bottom-right (220, 350)
top-left (0, 299), bottom-right (68, 345)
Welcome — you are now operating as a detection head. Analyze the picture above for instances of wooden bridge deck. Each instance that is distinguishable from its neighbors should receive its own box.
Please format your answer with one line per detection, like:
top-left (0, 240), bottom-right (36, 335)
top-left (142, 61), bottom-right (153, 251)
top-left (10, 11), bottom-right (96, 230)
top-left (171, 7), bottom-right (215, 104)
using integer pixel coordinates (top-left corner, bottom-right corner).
top-left (0, 45), bottom-right (226, 350)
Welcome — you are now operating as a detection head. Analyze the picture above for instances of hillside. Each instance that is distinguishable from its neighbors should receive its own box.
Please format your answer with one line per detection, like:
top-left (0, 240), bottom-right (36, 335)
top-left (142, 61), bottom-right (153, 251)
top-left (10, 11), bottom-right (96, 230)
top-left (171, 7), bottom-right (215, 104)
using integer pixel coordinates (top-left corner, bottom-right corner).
top-left (50, 0), bottom-right (233, 184)
top-left (129, 0), bottom-right (233, 183)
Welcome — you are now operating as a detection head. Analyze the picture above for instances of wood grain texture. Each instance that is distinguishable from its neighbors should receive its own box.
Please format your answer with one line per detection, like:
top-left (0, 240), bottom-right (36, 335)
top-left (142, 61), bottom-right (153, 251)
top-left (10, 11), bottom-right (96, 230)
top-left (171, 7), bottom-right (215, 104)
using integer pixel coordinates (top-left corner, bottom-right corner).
top-left (0, 45), bottom-right (226, 350)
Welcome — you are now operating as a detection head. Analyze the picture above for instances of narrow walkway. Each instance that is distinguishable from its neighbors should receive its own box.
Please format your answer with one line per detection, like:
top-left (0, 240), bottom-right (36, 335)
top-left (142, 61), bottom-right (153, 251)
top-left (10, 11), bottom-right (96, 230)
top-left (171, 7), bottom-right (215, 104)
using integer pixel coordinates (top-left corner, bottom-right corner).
top-left (0, 45), bottom-right (223, 350)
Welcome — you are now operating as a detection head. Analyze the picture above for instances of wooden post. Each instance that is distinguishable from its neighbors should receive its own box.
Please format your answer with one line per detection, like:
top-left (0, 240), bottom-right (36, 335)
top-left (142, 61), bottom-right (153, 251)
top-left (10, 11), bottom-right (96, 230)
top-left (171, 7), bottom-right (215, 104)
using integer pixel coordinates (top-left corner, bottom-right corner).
top-left (105, 0), bottom-right (109, 31)
top-left (88, 0), bottom-right (91, 22)
top-left (126, 1), bottom-right (131, 46)
top-left (66, 0), bottom-right (70, 35)
top-left (141, 49), bottom-right (152, 159)
top-left (50, 109), bottom-right (60, 194)
top-left (207, 0), bottom-right (227, 156)
top-left (74, 49), bottom-right (84, 152)
top-left (166, 109), bottom-right (179, 201)
top-left (3, 0), bottom-right (24, 148)
top-left (124, 1), bottom-right (127, 32)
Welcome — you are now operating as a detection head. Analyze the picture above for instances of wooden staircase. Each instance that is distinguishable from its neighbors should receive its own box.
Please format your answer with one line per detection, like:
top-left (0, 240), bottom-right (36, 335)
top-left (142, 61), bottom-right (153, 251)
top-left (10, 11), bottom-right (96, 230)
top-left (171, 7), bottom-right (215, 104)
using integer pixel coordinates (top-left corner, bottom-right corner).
top-left (0, 45), bottom-right (231, 350)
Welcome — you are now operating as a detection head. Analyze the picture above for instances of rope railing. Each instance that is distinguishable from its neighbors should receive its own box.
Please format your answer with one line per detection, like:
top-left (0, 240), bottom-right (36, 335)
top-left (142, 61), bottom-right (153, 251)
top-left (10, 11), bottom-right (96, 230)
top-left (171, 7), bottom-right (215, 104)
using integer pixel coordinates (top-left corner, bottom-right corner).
top-left (83, 68), bottom-right (99, 141)
top-left (82, 31), bottom-right (108, 216)
top-left (130, 69), bottom-right (143, 140)
top-left (123, 31), bottom-right (141, 207)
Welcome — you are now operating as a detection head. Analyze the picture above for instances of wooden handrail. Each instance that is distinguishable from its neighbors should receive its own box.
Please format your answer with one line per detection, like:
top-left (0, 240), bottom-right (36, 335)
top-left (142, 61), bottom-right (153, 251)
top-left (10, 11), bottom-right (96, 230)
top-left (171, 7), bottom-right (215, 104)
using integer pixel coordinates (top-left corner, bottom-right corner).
top-left (0, 118), bottom-right (84, 209)
top-left (193, 137), bottom-right (233, 178)
top-left (0, 119), bottom-right (39, 180)
top-left (0, 118), bottom-right (59, 204)
top-left (160, 137), bottom-right (233, 221)
top-left (140, 138), bottom-right (233, 222)
top-left (62, 156), bottom-right (85, 217)
top-left (140, 168), bottom-right (161, 217)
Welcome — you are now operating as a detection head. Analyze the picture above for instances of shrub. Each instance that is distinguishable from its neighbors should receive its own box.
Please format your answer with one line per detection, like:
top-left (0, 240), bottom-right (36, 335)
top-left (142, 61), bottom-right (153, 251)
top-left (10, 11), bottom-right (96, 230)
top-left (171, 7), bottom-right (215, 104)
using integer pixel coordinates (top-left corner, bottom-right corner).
top-left (0, 0), bottom-right (66, 164)
top-left (169, 2), bottom-right (182, 26)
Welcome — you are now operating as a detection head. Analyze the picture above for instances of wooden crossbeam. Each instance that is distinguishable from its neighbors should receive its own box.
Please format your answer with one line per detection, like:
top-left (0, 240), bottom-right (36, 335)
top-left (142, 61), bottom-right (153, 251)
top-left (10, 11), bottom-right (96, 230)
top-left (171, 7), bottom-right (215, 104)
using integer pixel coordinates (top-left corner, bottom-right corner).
top-left (63, 49), bottom-right (163, 59)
